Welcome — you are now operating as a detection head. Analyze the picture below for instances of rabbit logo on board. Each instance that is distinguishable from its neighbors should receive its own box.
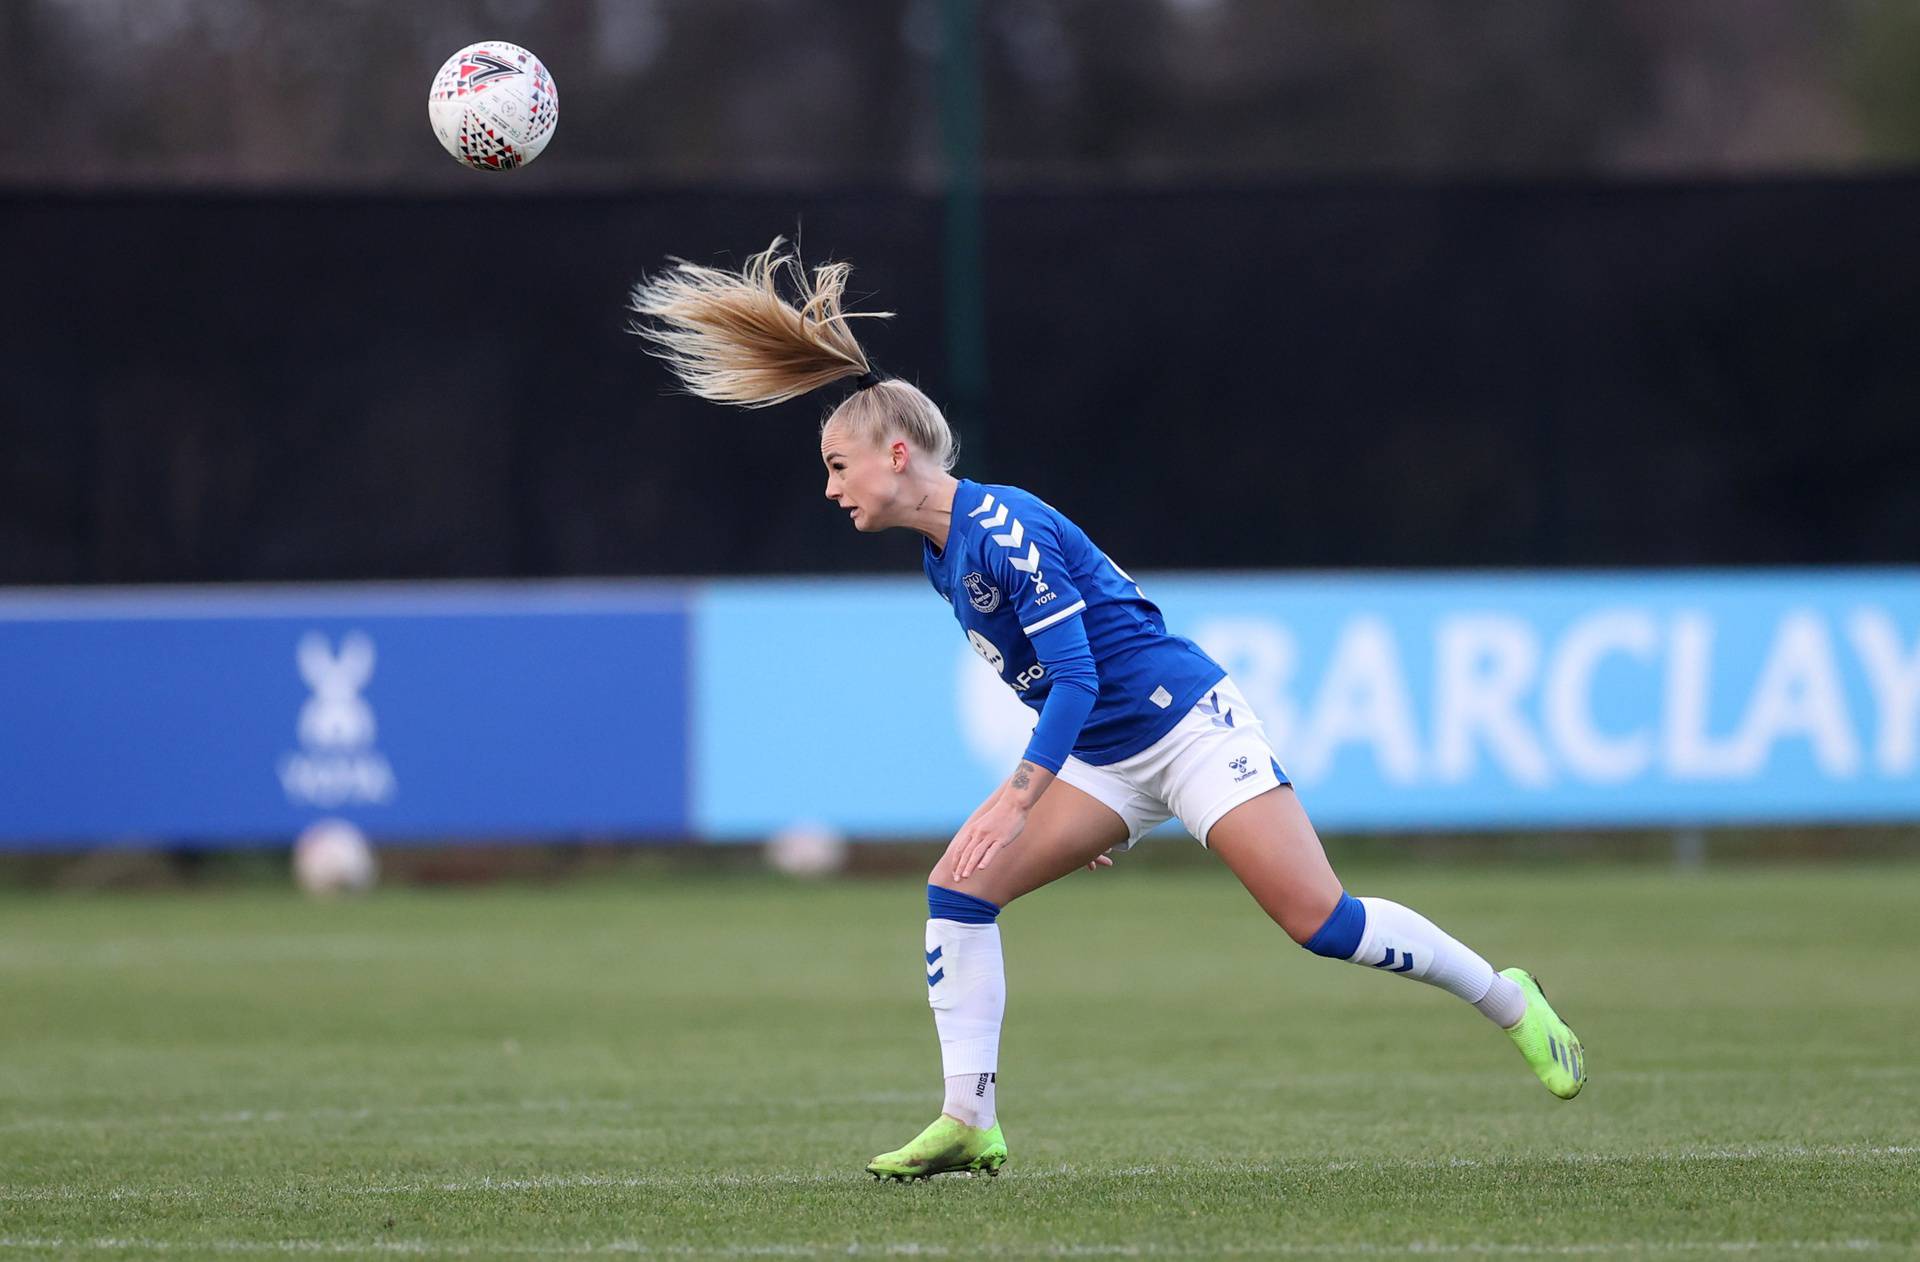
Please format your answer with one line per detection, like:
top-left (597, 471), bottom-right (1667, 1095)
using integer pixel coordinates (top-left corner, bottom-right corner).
top-left (278, 631), bottom-right (396, 808)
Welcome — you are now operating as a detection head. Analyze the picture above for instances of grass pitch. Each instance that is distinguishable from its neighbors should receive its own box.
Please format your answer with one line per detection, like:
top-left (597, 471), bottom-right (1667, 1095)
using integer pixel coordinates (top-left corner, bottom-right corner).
top-left (2, 859), bottom-right (1916, 1259)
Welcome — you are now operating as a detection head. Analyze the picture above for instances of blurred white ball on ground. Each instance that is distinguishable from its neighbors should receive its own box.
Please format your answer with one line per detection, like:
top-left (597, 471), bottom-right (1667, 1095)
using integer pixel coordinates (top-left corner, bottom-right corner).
top-left (427, 42), bottom-right (558, 172)
top-left (293, 819), bottom-right (378, 896)
top-left (766, 824), bottom-right (849, 878)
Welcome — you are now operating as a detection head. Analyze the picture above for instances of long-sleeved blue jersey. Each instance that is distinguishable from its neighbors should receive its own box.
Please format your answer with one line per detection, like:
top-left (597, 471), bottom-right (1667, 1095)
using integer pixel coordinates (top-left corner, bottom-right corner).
top-left (922, 479), bottom-right (1225, 772)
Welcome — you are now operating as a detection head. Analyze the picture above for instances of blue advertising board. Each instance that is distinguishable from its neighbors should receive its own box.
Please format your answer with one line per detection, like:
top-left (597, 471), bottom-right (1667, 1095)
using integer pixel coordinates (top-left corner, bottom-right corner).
top-left (4, 570), bottom-right (1916, 848)
top-left (0, 584), bottom-right (690, 848)
top-left (693, 570), bottom-right (1920, 837)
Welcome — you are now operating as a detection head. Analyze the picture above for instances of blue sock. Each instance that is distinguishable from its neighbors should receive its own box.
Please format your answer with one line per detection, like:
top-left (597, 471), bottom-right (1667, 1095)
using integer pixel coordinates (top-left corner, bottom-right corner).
top-left (1302, 891), bottom-right (1365, 959)
top-left (927, 883), bottom-right (1000, 924)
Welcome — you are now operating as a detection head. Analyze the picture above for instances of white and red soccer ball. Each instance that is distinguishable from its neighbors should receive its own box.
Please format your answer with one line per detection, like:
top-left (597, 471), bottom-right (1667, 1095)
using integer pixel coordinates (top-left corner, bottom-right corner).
top-left (428, 41), bottom-right (558, 172)
top-left (293, 819), bottom-right (379, 897)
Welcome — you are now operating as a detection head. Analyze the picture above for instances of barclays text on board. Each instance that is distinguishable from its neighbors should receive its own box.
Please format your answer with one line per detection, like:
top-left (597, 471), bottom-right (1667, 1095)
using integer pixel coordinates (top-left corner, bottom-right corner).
top-left (1157, 574), bottom-right (1920, 827)
top-left (1, 572), bottom-right (1915, 848)
top-left (697, 571), bottom-right (1920, 835)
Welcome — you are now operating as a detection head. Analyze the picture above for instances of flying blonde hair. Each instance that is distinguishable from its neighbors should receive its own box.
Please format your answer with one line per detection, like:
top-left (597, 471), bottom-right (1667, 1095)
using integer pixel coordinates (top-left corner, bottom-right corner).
top-left (628, 238), bottom-right (958, 469)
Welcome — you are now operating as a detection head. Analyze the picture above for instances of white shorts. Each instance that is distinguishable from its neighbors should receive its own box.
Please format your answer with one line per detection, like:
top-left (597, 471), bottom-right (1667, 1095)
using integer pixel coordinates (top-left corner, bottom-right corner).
top-left (1054, 675), bottom-right (1291, 849)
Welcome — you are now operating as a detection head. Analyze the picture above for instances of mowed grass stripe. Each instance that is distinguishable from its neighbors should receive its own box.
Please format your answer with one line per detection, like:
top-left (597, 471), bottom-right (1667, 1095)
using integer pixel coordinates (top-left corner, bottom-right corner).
top-left (5, 1143), bottom-right (1917, 1203)
top-left (3, 1068), bottom-right (1913, 1138)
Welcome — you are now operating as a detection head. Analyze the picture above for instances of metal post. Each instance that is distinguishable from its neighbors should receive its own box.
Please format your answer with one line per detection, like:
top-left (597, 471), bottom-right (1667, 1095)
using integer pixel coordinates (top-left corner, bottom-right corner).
top-left (939, 0), bottom-right (987, 471)
top-left (1672, 827), bottom-right (1706, 871)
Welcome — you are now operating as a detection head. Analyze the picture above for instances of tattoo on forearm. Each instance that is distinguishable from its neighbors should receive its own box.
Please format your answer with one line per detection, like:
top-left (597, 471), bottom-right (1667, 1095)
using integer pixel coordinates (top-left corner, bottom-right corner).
top-left (1011, 762), bottom-right (1034, 791)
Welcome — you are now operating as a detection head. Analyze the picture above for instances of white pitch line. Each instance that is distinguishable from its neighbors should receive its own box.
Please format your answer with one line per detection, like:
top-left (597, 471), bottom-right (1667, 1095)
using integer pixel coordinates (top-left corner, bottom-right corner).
top-left (0, 1235), bottom-right (1903, 1258)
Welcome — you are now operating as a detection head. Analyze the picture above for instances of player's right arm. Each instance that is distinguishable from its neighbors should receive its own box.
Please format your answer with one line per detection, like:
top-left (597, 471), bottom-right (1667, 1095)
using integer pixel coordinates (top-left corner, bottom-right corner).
top-left (946, 761), bottom-right (1111, 876)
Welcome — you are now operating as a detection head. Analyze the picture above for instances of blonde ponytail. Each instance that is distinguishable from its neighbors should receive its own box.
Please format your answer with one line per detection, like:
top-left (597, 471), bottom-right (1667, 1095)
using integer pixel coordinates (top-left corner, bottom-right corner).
top-left (628, 237), bottom-right (887, 407)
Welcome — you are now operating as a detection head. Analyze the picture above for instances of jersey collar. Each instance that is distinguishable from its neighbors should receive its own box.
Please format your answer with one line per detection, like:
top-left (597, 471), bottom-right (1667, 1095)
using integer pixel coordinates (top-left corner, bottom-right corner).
top-left (925, 477), bottom-right (977, 579)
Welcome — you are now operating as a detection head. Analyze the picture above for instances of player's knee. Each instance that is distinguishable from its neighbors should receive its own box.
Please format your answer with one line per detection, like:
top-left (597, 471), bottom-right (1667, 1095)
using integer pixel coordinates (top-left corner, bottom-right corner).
top-left (1279, 910), bottom-right (1326, 947)
top-left (1283, 888), bottom-right (1342, 943)
top-left (1296, 889), bottom-right (1364, 957)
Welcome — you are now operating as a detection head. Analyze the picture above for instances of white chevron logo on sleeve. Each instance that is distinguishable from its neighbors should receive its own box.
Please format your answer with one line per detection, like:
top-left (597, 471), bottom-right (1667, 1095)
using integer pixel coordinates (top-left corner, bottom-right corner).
top-left (968, 491), bottom-right (1043, 579)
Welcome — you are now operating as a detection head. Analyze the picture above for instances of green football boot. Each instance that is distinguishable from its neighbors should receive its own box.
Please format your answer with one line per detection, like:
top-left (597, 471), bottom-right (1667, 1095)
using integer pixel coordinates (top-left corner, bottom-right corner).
top-left (866, 1115), bottom-right (1008, 1181)
top-left (1501, 967), bottom-right (1587, 1100)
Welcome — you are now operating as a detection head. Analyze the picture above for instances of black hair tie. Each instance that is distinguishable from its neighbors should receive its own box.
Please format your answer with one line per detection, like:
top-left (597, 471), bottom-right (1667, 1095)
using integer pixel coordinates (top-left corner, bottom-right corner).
top-left (819, 368), bottom-right (884, 404)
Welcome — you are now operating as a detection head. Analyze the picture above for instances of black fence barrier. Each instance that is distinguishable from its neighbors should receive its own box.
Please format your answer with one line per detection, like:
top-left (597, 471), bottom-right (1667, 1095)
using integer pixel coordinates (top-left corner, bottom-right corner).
top-left (7, 176), bottom-right (1918, 584)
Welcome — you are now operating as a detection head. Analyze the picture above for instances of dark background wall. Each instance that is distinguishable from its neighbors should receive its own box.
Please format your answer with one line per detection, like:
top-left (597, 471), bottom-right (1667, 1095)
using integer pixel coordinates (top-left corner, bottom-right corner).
top-left (8, 175), bottom-right (1918, 585)
top-left (14, 0), bottom-right (1920, 188)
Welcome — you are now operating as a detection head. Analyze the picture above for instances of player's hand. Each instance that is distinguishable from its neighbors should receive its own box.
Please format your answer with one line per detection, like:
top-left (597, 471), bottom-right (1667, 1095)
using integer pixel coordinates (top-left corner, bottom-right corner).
top-left (947, 797), bottom-right (1029, 882)
top-left (1086, 853), bottom-right (1114, 873)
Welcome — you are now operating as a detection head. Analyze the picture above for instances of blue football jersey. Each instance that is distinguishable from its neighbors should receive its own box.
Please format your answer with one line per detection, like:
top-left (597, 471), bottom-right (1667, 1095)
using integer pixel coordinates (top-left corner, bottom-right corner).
top-left (923, 479), bottom-right (1225, 765)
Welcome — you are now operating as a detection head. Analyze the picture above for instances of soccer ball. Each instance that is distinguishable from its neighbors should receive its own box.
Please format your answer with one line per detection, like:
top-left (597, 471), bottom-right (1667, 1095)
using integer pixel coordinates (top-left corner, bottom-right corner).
top-left (293, 819), bottom-right (378, 897)
top-left (765, 823), bottom-right (850, 878)
top-left (427, 41), bottom-right (558, 172)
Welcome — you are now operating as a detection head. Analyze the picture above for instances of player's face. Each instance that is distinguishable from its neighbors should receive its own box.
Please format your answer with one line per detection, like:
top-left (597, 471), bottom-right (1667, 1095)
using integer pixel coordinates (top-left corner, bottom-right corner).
top-left (820, 421), bottom-right (899, 532)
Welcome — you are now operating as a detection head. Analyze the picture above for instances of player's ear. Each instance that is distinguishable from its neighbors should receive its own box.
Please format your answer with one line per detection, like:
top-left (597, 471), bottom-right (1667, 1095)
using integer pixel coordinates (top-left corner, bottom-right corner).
top-left (891, 439), bottom-right (909, 472)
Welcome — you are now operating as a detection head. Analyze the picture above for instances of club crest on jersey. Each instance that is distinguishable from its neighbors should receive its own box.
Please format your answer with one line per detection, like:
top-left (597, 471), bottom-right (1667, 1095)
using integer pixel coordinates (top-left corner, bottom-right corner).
top-left (961, 572), bottom-right (1001, 613)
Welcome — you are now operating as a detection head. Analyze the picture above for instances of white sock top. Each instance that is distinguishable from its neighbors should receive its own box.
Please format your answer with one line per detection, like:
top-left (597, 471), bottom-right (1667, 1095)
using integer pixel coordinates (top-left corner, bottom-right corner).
top-left (943, 1072), bottom-right (996, 1129)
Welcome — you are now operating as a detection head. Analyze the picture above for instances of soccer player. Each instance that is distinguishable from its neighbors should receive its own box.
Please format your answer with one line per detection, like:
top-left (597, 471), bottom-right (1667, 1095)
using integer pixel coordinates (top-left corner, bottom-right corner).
top-left (629, 241), bottom-right (1586, 1181)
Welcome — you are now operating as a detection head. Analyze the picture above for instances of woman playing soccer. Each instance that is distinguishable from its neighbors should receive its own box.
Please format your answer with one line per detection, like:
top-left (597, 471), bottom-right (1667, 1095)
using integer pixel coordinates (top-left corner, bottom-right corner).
top-left (629, 241), bottom-right (1586, 1181)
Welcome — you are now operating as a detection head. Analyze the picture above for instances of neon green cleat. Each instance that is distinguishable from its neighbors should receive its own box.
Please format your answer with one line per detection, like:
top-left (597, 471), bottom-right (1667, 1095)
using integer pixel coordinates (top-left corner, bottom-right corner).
top-left (1501, 967), bottom-right (1587, 1100)
top-left (865, 1115), bottom-right (1008, 1181)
